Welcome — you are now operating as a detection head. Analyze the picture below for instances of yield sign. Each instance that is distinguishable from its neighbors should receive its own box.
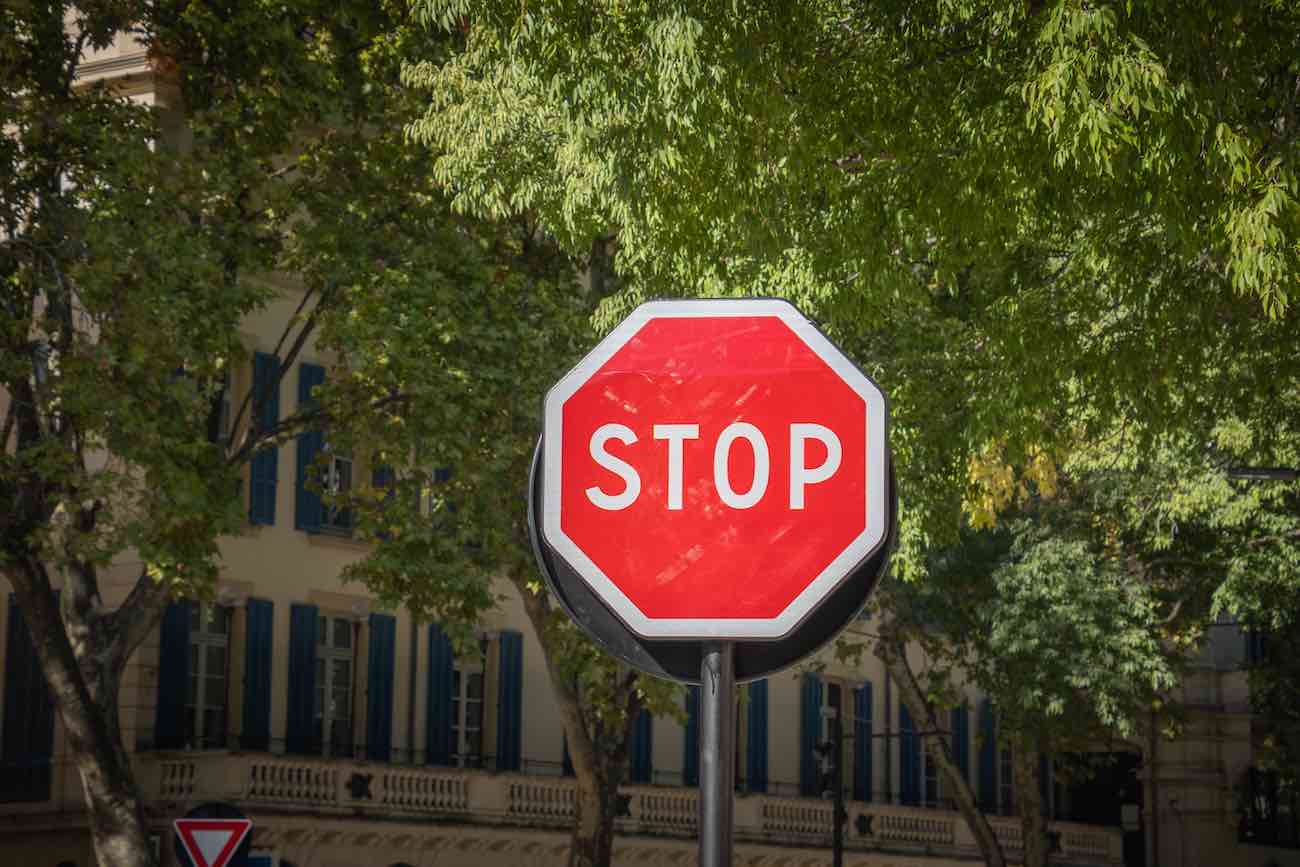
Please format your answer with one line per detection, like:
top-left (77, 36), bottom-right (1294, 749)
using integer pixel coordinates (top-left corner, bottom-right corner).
top-left (173, 818), bottom-right (253, 867)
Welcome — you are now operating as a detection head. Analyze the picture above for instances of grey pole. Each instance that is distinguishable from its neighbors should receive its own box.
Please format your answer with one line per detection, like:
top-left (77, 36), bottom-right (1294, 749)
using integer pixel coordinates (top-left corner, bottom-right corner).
top-left (699, 642), bottom-right (736, 867)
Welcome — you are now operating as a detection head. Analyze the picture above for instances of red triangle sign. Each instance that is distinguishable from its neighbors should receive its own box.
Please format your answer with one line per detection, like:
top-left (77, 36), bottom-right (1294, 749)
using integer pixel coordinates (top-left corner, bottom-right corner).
top-left (173, 818), bottom-right (253, 867)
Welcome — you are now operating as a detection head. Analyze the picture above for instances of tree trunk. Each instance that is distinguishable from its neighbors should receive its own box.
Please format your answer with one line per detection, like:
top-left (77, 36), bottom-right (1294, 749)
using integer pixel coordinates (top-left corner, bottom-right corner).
top-left (5, 560), bottom-right (165, 867)
top-left (570, 768), bottom-right (620, 867)
top-left (876, 636), bottom-right (1008, 867)
top-left (1013, 742), bottom-right (1050, 867)
top-left (510, 569), bottom-right (638, 867)
top-left (73, 679), bottom-right (157, 867)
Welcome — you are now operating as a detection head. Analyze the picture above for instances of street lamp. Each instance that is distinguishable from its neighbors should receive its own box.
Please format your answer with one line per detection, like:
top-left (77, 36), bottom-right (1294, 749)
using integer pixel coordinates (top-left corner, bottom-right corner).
top-left (815, 720), bottom-right (848, 867)
top-left (811, 717), bottom-right (956, 867)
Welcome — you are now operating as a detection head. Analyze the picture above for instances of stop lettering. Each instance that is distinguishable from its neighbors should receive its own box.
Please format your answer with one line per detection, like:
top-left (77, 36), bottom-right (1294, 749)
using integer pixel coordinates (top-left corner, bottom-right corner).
top-left (541, 300), bottom-right (888, 640)
top-left (585, 419), bottom-right (846, 511)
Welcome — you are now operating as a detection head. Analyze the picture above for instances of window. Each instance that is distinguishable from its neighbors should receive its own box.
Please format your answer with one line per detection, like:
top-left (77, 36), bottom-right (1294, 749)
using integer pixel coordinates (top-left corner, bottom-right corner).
top-left (999, 745), bottom-right (1015, 815)
top-left (186, 605), bottom-right (229, 749)
top-left (815, 681), bottom-right (848, 799)
top-left (924, 748), bottom-right (941, 807)
top-left (322, 450), bottom-right (353, 532)
top-left (451, 651), bottom-right (485, 768)
top-left (315, 616), bottom-right (355, 757)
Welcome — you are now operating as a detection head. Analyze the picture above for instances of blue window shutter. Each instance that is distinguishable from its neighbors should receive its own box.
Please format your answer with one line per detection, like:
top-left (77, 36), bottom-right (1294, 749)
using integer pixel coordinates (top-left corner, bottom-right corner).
top-left (799, 673), bottom-right (823, 797)
top-left (249, 352), bottom-right (281, 525)
top-left (242, 599), bottom-right (273, 751)
top-left (978, 698), bottom-right (997, 811)
top-left (747, 679), bottom-right (768, 793)
top-left (900, 704), bottom-right (919, 806)
top-left (1039, 752), bottom-right (1051, 812)
top-left (425, 623), bottom-right (455, 766)
top-left (286, 604), bottom-right (319, 755)
top-left (562, 733), bottom-right (575, 777)
top-left (684, 685), bottom-right (700, 786)
top-left (2, 595), bottom-right (56, 802)
top-left (294, 363), bottom-right (326, 532)
top-left (495, 630), bottom-right (523, 771)
top-left (952, 704), bottom-right (971, 783)
top-left (853, 683), bottom-right (872, 802)
top-left (629, 708), bottom-right (653, 784)
top-left (154, 601), bottom-right (191, 750)
top-left (366, 613), bottom-right (396, 762)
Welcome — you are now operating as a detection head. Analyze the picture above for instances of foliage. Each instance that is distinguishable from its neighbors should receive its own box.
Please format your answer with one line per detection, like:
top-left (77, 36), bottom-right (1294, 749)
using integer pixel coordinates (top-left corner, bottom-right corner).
top-left (407, 0), bottom-right (1299, 574)
top-left (0, 3), bottom-right (626, 865)
top-left (1251, 618), bottom-right (1300, 785)
top-left (404, 9), bottom-right (1300, 832)
top-left (5, 4), bottom-right (693, 864)
top-left (895, 407), bottom-right (1299, 749)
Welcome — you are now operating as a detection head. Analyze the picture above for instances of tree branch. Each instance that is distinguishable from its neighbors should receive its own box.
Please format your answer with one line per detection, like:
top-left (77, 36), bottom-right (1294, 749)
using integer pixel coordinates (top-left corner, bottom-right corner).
top-left (107, 569), bottom-right (172, 663)
top-left (508, 566), bottom-right (600, 780)
top-left (228, 284), bottom-right (320, 444)
top-left (1247, 527), bottom-right (1300, 548)
top-left (226, 390), bottom-right (409, 467)
top-left (62, 501), bottom-right (104, 629)
top-left (1, 401), bottom-right (14, 455)
top-left (876, 619), bottom-right (1008, 867)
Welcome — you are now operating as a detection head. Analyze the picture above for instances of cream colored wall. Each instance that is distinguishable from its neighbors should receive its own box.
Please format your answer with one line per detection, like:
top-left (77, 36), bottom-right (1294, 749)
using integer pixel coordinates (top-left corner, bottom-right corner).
top-left (1149, 664), bottom-right (1267, 867)
top-left (655, 706), bottom-right (686, 783)
top-left (766, 666), bottom-right (803, 790)
top-left (484, 583), bottom-right (565, 770)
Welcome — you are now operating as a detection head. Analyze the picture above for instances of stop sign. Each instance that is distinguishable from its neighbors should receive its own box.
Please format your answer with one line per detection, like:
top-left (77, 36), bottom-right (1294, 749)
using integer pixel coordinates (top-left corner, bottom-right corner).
top-left (539, 299), bottom-right (888, 641)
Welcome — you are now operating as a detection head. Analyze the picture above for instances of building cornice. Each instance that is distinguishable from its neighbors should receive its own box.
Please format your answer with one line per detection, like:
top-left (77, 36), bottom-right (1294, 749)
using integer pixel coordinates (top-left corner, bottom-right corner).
top-left (74, 50), bottom-right (150, 85)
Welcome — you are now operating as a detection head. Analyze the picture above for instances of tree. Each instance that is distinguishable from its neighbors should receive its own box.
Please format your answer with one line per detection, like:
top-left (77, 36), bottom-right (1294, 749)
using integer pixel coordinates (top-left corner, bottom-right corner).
top-left (407, 0), bottom-right (1299, 555)
top-left (406, 2), bottom-right (1299, 864)
top-left (324, 226), bottom-right (688, 867)
top-left (911, 523), bottom-right (1177, 867)
top-left (0, 3), bottom-right (589, 865)
top-left (901, 413), bottom-right (1300, 866)
top-left (4, 7), bottom-right (688, 867)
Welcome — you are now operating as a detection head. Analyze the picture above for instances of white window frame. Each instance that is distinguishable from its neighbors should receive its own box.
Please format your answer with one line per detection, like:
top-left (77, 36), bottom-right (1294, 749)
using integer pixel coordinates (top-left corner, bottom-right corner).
top-left (999, 744), bottom-right (1015, 815)
top-left (451, 646), bottom-right (486, 768)
top-left (321, 451), bottom-right (354, 532)
top-left (186, 604), bottom-right (229, 750)
top-left (315, 615), bottom-right (356, 758)
top-left (924, 742), bottom-right (941, 808)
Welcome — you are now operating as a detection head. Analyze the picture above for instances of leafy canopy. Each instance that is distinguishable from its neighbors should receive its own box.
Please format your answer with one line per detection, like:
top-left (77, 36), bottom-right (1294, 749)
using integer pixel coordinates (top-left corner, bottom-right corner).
top-left (407, 0), bottom-right (1300, 580)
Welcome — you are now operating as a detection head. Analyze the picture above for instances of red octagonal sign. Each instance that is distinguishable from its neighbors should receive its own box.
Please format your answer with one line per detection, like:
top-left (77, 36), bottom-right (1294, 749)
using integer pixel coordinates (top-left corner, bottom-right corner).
top-left (541, 299), bottom-right (888, 641)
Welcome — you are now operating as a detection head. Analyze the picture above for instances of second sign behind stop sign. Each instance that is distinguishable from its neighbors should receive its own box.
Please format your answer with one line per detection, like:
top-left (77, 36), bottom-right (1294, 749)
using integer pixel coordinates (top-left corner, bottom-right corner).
top-left (541, 299), bottom-right (888, 641)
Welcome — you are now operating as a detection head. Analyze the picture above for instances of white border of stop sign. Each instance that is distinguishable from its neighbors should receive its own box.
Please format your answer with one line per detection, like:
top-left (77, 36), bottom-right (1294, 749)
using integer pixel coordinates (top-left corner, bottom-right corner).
top-left (542, 299), bottom-right (889, 641)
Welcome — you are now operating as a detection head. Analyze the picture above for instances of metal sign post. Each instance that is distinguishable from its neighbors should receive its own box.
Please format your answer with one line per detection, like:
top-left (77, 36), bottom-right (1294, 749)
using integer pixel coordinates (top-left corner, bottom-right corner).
top-left (699, 643), bottom-right (735, 867)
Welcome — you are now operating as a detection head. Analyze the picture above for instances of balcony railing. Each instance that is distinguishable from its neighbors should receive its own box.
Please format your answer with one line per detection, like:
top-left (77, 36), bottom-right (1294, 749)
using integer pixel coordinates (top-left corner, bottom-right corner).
top-left (134, 752), bottom-right (1123, 864)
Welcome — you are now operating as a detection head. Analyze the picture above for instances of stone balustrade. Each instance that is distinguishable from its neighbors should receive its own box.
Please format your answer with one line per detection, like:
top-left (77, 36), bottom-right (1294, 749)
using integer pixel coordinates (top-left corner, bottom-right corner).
top-left (992, 815), bottom-right (1026, 850)
top-left (135, 753), bottom-right (1123, 865)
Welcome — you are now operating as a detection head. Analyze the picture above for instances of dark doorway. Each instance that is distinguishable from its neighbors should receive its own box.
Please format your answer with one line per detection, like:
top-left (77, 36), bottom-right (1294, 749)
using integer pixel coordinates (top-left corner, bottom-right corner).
top-left (1057, 751), bottom-right (1145, 867)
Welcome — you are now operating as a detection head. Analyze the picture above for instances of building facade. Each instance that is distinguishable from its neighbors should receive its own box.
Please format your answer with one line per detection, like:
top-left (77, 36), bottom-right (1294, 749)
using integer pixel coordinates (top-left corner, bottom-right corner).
top-left (0, 32), bottom-right (1295, 867)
